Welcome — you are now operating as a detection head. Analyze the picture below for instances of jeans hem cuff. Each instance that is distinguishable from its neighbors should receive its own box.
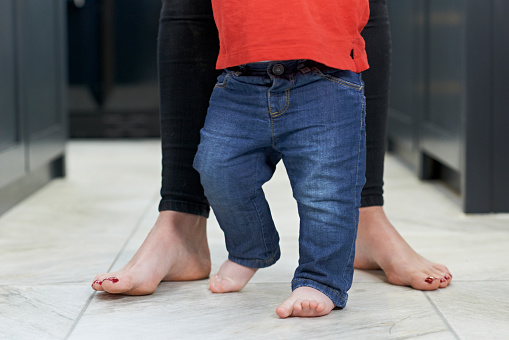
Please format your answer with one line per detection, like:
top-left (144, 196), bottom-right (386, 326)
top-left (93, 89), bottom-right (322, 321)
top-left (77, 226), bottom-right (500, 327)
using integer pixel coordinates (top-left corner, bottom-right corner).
top-left (291, 278), bottom-right (348, 308)
top-left (228, 248), bottom-right (280, 269)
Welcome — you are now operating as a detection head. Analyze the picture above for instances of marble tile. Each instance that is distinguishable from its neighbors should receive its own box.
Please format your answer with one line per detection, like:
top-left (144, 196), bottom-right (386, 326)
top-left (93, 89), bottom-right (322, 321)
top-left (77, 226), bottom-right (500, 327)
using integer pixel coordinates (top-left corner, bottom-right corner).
top-left (106, 204), bottom-right (161, 273)
top-left (401, 231), bottom-right (509, 282)
top-left (0, 285), bottom-right (93, 339)
top-left (426, 281), bottom-right (509, 340)
top-left (376, 198), bottom-right (509, 282)
top-left (0, 187), bottom-right (160, 284)
top-left (2, 142), bottom-right (508, 339)
top-left (69, 281), bottom-right (455, 340)
top-left (0, 140), bottom-right (162, 285)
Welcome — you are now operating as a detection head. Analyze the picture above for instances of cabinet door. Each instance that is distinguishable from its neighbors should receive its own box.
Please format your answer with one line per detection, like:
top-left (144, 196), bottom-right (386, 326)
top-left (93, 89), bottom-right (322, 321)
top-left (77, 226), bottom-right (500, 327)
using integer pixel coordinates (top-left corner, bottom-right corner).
top-left (493, 0), bottom-right (509, 212)
top-left (17, 0), bottom-right (67, 171)
top-left (387, 0), bottom-right (426, 168)
top-left (420, 0), bottom-right (464, 171)
top-left (0, 0), bottom-right (25, 189)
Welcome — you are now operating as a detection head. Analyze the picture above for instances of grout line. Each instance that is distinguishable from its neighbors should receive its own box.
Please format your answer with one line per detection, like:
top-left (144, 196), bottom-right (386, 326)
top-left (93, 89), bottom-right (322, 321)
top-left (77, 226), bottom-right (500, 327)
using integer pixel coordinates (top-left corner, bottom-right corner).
top-left (64, 192), bottom-right (159, 340)
top-left (64, 291), bottom-right (97, 340)
top-left (104, 192), bottom-right (160, 273)
top-left (423, 292), bottom-right (461, 340)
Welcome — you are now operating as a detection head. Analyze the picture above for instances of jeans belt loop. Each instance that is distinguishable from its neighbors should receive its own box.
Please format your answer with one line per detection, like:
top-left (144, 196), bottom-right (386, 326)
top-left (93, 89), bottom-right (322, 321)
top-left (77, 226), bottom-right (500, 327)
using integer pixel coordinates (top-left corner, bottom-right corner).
top-left (298, 59), bottom-right (311, 74)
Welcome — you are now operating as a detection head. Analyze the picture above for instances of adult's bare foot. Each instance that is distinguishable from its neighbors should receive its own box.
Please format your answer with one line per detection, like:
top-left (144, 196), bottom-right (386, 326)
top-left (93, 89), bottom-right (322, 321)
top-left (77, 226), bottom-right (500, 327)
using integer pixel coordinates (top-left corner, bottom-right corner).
top-left (91, 210), bottom-right (211, 295)
top-left (276, 286), bottom-right (335, 318)
top-left (354, 206), bottom-right (452, 290)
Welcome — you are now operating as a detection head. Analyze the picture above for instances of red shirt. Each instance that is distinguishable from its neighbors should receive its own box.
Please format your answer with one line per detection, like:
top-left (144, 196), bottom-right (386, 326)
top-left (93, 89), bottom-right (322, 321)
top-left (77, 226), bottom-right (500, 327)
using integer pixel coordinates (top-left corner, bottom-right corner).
top-left (212, 0), bottom-right (370, 73)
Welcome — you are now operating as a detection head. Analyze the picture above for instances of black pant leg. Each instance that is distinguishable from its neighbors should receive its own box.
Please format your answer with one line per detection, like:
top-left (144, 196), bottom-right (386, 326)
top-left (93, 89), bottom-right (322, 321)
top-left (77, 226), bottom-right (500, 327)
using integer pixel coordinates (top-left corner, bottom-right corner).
top-left (360, 0), bottom-right (392, 207)
top-left (157, 0), bottom-right (220, 217)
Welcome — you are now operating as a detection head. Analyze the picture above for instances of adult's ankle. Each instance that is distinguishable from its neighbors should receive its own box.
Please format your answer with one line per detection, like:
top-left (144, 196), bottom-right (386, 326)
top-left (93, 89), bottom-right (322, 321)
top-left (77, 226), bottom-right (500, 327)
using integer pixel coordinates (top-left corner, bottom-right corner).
top-left (158, 210), bottom-right (206, 230)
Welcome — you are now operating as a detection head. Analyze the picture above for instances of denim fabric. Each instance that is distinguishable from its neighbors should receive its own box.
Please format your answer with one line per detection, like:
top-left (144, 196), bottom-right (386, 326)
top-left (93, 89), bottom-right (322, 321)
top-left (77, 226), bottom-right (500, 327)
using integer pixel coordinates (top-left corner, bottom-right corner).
top-left (193, 60), bottom-right (367, 307)
top-left (157, 0), bottom-right (390, 217)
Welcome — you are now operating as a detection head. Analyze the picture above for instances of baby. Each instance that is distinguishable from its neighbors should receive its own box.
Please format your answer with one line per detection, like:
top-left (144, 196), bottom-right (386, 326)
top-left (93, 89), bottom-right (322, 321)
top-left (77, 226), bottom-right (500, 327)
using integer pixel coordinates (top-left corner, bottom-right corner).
top-left (193, 0), bottom-right (370, 318)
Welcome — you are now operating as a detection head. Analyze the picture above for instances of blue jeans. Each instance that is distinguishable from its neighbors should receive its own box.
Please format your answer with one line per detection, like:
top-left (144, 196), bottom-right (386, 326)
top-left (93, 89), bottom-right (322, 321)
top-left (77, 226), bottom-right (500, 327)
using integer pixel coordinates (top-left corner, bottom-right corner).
top-left (193, 60), bottom-right (366, 307)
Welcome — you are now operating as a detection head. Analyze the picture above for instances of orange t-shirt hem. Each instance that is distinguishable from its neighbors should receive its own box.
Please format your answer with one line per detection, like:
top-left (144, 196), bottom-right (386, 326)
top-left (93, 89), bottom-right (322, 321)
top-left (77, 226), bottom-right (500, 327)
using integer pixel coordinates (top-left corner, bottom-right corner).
top-left (216, 44), bottom-right (369, 74)
top-left (212, 0), bottom-right (370, 73)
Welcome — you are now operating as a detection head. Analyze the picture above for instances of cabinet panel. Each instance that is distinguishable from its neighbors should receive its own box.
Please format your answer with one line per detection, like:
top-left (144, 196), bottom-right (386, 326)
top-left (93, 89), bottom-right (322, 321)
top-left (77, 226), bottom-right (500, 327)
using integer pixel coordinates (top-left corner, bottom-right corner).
top-left (492, 0), bottom-right (509, 212)
top-left (387, 0), bottom-right (426, 167)
top-left (387, 0), bottom-right (509, 212)
top-left (420, 0), bottom-right (464, 171)
top-left (1, 0), bottom-right (66, 215)
top-left (23, 2), bottom-right (60, 134)
top-left (67, 0), bottom-right (160, 137)
top-left (0, 0), bottom-right (25, 188)
top-left (17, 0), bottom-right (67, 170)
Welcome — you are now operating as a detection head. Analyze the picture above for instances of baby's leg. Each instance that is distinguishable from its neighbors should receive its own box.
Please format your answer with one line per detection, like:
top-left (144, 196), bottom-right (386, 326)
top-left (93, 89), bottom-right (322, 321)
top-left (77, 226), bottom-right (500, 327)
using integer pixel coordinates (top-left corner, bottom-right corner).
top-left (195, 145), bottom-right (280, 293)
top-left (273, 67), bottom-right (367, 316)
top-left (193, 72), bottom-right (283, 294)
top-left (195, 142), bottom-right (279, 294)
top-left (209, 260), bottom-right (257, 293)
top-left (276, 287), bottom-right (335, 318)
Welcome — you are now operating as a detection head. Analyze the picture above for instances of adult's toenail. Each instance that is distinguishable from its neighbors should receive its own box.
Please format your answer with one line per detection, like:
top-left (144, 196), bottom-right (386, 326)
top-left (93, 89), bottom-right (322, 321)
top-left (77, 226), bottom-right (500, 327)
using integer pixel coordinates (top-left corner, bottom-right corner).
top-left (444, 275), bottom-right (451, 280)
top-left (424, 276), bottom-right (435, 284)
top-left (440, 278), bottom-right (446, 283)
top-left (93, 280), bottom-right (103, 285)
top-left (104, 277), bottom-right (119, 283)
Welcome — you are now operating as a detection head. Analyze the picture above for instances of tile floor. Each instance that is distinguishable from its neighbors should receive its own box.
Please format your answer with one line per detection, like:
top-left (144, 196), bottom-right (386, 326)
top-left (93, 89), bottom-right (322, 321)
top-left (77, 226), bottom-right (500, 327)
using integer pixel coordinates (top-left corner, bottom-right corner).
top-left (0, 140), bottom-right (508, 340)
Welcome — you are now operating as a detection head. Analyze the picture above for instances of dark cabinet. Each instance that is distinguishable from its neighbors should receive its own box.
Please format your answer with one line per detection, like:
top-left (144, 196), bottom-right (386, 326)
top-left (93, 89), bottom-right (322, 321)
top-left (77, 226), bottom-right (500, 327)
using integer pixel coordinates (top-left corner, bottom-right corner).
top-left (387, 0), bottom-right (509, 213)
top-left (19, 0), bottom-right (67, 171)
top-left (67, 0), bottom-right (161, 137)
top-left (0, 0), bottom-right (67, 215)
top-left (0, 0), bottom-right (25, 190)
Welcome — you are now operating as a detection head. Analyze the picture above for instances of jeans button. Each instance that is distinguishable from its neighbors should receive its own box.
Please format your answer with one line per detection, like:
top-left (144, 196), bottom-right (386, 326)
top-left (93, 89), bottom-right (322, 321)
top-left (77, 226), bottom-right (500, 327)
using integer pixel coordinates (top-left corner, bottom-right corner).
top-left (272, 64), bottom-right (284, 75)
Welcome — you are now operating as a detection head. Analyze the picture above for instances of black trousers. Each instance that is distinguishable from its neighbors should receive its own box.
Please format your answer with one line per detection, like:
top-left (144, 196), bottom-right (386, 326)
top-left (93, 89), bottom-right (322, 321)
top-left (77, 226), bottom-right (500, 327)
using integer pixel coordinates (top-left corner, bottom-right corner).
top-left (157, 0), bottom-right (391, 217)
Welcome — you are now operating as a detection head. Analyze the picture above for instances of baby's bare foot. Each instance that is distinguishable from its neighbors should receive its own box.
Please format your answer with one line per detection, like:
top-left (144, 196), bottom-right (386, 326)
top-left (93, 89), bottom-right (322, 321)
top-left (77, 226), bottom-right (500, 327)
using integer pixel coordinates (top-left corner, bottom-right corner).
top-left (91, 211), bottom-right (210, 295)
top-left (276, 286), bottom-right (335, 318)
top-left (208, 260), bottom-right (257, 293)
top-left (354, 206), bottom-right (452, 290)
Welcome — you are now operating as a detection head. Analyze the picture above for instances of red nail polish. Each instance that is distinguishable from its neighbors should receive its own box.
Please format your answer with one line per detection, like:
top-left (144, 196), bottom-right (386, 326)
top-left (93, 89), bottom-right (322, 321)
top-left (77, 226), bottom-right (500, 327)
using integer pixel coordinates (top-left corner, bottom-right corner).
top-left (440, 278), bottom-right (446, 283)
top-left (444, 275), bottom-right (451, 280)
top-left (93, 280), bottom-right (103, 286)
top-left (104, 277), bottom-right (119, 283)
top-left (424, 277), bottom-right (435, 284)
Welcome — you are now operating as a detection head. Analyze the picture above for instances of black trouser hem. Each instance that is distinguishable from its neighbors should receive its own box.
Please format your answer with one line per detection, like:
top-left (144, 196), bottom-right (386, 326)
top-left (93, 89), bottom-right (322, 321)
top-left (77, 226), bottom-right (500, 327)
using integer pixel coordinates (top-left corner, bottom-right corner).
top-left (360, 196), bottom-right (384, 208)
top-left (158, 200), bottom-right (210, 218)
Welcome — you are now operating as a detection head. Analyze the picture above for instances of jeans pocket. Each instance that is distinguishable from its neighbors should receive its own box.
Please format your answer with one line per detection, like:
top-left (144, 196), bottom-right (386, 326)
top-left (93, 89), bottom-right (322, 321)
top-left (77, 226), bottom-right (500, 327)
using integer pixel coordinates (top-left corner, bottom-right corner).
top-left (214, 71), bottom-right (231, 88)
top-left (311, 68), bottom-right (364, 91)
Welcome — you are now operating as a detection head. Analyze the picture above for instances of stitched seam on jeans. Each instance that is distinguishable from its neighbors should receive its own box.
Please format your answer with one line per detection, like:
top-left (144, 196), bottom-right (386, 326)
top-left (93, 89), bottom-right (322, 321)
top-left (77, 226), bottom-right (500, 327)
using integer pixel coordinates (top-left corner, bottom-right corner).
top-left (252, 154), bottom-right (272, 257)
top-left (267, 79), bottom-right (275, 116)
top-left (214, 72), bottom-right (230, 88)
top-left (360, 92), bottom-right (366, 128)
top-left (270, 116), bottom-right (276, 148)
top-left (268, 75), bottom-right (294, 118)
top-left (341, 91), bottom-right (365, 286)
top-left (312, 68), bottom-right (363, 91)
top-left (270, 88), bottom-right (290, 118)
